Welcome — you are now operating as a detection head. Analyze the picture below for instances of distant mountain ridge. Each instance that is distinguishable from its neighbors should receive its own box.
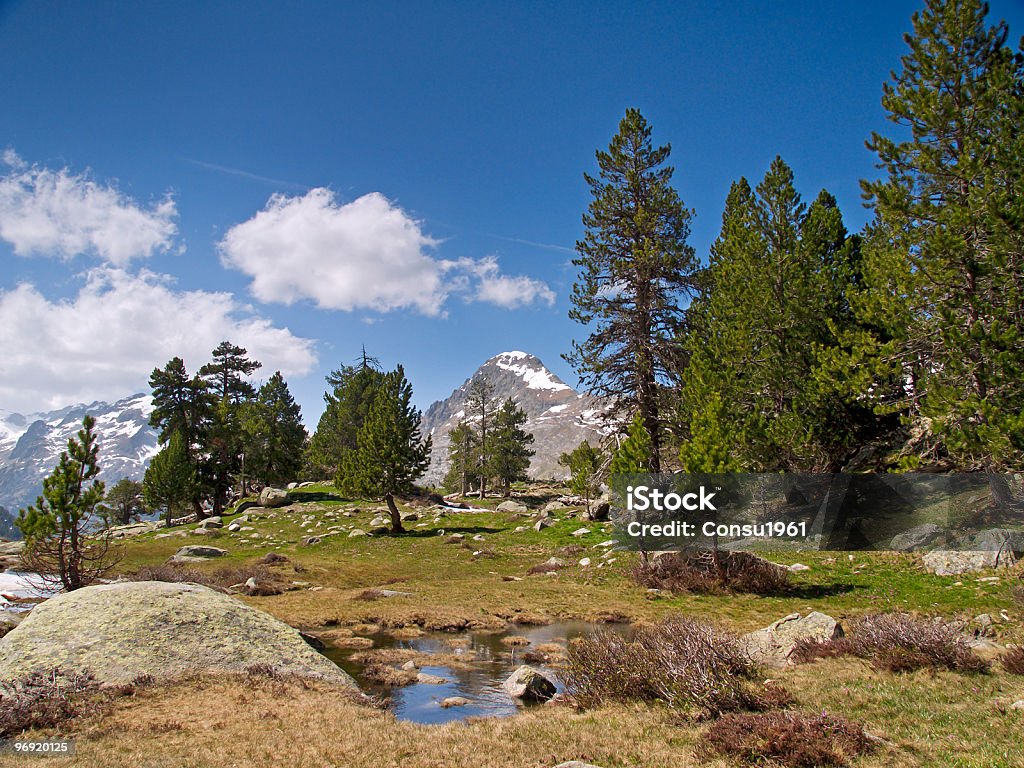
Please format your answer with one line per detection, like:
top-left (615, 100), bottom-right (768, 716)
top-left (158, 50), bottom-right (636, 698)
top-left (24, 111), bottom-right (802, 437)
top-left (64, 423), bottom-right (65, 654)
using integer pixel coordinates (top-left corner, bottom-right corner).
top-left (0, 394), bottom-right (159, 538)
top-left (420, 351), bottom-right (613, 485)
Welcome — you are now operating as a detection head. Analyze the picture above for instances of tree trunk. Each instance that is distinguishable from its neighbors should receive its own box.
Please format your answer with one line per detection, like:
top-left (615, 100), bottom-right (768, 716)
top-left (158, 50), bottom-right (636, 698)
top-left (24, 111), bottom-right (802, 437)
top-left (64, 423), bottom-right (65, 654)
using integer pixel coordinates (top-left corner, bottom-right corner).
top-left (385, 492), bottom-right (405, 533)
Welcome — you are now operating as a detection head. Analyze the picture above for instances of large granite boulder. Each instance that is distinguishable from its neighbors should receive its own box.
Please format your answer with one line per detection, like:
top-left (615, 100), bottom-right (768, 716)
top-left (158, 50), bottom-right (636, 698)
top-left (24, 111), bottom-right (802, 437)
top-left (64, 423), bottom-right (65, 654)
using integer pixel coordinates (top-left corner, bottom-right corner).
top-left (259, 487), bottom-right (290, 508)
top-left (922, 550), bottom-right (1008, 575)
top-left (0, 581), bottom-right (357, 687)
top-left (497, 500), bottom-right (529, 514)
top-left (742, 611), bottom-right (844, 667)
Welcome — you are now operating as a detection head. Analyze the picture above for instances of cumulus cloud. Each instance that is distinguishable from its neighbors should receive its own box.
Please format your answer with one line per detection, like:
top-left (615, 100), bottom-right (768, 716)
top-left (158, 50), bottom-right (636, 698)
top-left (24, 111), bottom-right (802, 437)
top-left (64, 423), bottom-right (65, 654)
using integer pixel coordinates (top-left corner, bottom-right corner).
top-left (453, 255), bottom-right (556, 308)
top-left (0, 268), bottom-right (316, 413)
top-left (0, 150), bottom-right (178, 266)
top-left (220, 188), bottom-right (555, 315)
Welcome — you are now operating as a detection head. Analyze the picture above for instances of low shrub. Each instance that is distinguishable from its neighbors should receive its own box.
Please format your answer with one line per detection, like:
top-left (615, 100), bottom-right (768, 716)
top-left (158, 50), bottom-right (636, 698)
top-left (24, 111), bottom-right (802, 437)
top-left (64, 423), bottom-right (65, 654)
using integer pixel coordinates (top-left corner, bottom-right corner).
top-left (562, 615), bottom-right (782, 717)
top-left (0, 669), bottom-right (99, 737)
top-left (701, 710), bottom-right (875, 767)
top-left (632, 550), bottom-right (789, 595)
top-left (791, 613), bottom-right (988, 673)
top-left (1001, 645), bottom-right (1024, 675)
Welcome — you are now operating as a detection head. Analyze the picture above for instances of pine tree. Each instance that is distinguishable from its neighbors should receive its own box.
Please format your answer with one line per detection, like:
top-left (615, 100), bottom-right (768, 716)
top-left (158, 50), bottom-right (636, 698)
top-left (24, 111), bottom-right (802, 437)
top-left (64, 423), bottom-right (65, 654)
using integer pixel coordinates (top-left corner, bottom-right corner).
top-left (855, 0), bottom-right (1024, 470)
top-left (148, 357), bottom-right (211, 517)
top-left (443, 420), bottom-right (477, 496)
top-left (465, 374), bottom-right (496, 496)
top-left (17, 416), bottom-right (118, 590)
top-left (566, 108), bottom-right (699, 472)
top-left (200, 342), bottom-right (261, 515)
top-left (338, 366), bottom-right (431, 533)
top-left (103, 478), bottom-right (145, 527)
top-left (307, 356), bottom-right (385, 481)
top-left (143, 431), bottom-right (198, 527)
top-left (558, 440), bottom-right (603, 508)
top-left (241, 372), bottom-right (307, 488)
top-left (609, 414), bottom-right (654, 475)
top-left (679, 159), bottom-right (868, 470)
top-left (488, 398), bottom-right (535, 496)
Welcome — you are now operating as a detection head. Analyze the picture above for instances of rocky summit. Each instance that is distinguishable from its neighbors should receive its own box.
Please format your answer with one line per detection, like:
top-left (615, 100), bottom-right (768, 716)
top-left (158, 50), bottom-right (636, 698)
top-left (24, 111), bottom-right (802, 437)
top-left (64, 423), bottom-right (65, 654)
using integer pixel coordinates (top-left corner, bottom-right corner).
top-left (420, 351), bottom-right (613, 484)
top-left (0, 581), bottom-right (358, 687)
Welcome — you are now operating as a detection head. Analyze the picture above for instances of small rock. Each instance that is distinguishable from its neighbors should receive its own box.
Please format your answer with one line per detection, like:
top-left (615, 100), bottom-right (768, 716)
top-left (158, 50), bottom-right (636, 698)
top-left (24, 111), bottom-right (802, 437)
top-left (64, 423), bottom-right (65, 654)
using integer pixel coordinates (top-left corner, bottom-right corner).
top-left (534, 518), bottom-right (554, 532)
top-left (259, 487), bottom-right (291, 508)
top-left (503, 665), bottom-right (556, 701)
top-left (571, 527), bottom-right (591, 537)
top-left (497, 500), bottom-right (528, 514)
top-left (1010, 700), bottom-right (1024, 711)
top-left (922, 550), bottom-right (1005, 575)
top-left (788, 563), bottom-right (811, 572)
top-left (890, 523), bottom-right (942, 552)
top-left (578, 557), bottom-right (591, 567)
top-left (416, 672), bottom-right (448, 685)
top-left (227, 523), bottom-right (241, 532)
top-left (472, 534), bottom-right (485, 542)
top-left (585, 501), bottom-right (610, 522)
top-left (348, 529), bottom-right (368, 538)
top-left (302, 536), bottom-right (322, 546)
top-left (440, 696), bottom-right (471, 708)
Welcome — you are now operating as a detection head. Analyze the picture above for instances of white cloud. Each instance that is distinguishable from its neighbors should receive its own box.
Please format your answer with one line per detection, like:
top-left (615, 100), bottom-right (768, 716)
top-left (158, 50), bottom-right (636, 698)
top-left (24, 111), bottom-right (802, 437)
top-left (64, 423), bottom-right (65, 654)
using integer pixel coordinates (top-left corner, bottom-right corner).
top-left (0, 150), bottom-right (178, 266)
top-left (456, 255), bottom-right (556, 309)
top-left (220, 189), bottom-right (446, 315)
top-left (220, 188), bottom-right (555, 315)
top-left (0, 268), bottom-right (316, 413)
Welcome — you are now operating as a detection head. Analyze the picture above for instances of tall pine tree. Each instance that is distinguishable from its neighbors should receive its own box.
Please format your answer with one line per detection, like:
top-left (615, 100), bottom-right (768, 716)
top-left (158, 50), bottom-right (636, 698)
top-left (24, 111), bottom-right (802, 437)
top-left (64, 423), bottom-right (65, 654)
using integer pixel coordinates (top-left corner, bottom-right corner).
top-left (488, 398), bottom-right (535, 496)
top-left (241, 372), bottom-right (307, 488)
top-left (566, 108), bottom-right (699, 472)
top-left (339, 366), bottom-right (431, 533)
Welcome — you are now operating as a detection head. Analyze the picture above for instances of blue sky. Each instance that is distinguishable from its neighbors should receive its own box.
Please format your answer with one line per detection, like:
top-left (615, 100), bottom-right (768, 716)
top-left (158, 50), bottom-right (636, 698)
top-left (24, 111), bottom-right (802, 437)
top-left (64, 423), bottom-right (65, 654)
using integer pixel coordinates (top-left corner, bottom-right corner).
top-left (2, 0), bottom-right (1022, 424)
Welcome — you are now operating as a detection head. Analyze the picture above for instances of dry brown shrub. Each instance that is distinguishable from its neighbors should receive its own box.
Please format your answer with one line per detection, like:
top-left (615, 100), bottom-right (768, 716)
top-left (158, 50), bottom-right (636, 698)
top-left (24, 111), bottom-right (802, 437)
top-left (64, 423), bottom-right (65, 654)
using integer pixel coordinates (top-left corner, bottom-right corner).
top-left (701, 710), bottom-right (875, 767)
top-left (1000, 645), bottom-right (1024, 675)
top-left (632, 550), bottom-right (789, 595)
top-left (563, 615), bottom-right (780, 717)
top-left (0, 669), bottom-right (99, 737)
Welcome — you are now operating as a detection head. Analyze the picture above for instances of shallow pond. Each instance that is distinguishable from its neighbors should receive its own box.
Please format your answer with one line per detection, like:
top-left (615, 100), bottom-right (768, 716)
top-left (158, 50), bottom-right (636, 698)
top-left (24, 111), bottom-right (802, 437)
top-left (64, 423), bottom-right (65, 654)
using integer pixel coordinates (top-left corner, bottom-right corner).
top-left (322, 621), bottom-right (632, 725)
top-left (0, 570), bottom-right (58, 613)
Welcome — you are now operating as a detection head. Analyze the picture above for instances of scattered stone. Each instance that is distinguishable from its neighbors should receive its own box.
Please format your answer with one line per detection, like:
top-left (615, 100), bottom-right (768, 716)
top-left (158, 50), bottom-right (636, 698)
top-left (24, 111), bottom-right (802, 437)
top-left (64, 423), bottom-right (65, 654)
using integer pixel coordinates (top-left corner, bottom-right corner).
top-left (585, 501), bottom-right (610, 522)
top-left (595, 540), bottom-right (616, 548)
top-left (534, 518), bottom-right (554, 532)
top-left (259, 487), bottom-right (290, 508)
top-left (440, 696), bottom-right (470, 708)
top-left (370, 516), bottom-right (388, 527)
top-left (227, 522), bottom-right (241, 532)
top-left (400, 512), bottom-right (419, 522)
top-left (348, 529), bottom-right (368, 538)
top-left (0, 581), bottom-right (358, 687)
top-left (923, 550), bottom-right (1006, 575)
top-left (788, 563), bottom-right (811, 572)
top-left (497, 500), bottom-right (529, 514)
top-left (416, 672), bottom-right (449, 685)
top-left (503, 665), bottom-right (557, 701)
top-left (571, 527), bottom-right (591, 537)
top-left (742, 612), bottom-right (844, 667)
top-left (302, 536), bottom-right (322, 546)
top-left (542, 501), bottom-right (567, 514)
top-left (578, 557), bottom-right (591, 567)
top-left (472, 534), bottom-right (485, 542)
top-left (889, 523), bottom-right (943, 552)
top-left (106, 521), bottom-right (159, 539)
top-left (1010, 700), bottom-right (1024, 711)
top-left (198, 516), bottom-right (223, 529)
top-left (973, 528), bottom-right (1024, 558)
top-left (400, 660), bottom-right (419, 671)
top-left (168, 545), bottom-right (228, 563)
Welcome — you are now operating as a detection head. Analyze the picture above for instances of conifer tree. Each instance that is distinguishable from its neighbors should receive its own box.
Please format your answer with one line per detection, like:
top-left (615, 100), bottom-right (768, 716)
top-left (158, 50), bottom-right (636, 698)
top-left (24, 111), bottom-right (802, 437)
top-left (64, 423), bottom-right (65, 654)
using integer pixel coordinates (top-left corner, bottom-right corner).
top-left (558, 440), bottom-right (603, 508)
top-left (143, 430), bottom-right (198, 527)
top-left (338, 366), bottom-right (431, 533)
top-left (854, 0), bottom-right (1024, 470)
top-left (488, 398), bottom-right (535, 496)
top-left (241, 372), bottom-right (307, 488)
top-left (465, 374), bottom-right (496, 496)
top-left (567, 108), bottom-right (699, 472)
top-left (102, 478), bottom-right (145, 527)
top-left (609, 414), bottom-right (655, 475)
top-left (443, 420), bottom-right (477, 496)
top-left (17, 416), bottom-right (118, 590)
top-left (307, 356), bottom-right (385, 480)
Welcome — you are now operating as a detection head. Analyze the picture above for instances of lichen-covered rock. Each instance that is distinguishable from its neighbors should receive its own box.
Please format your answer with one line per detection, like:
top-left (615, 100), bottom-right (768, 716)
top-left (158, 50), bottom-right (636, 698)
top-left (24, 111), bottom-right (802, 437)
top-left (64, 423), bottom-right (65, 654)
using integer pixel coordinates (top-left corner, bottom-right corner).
top-left (497, 500), bottom-right (528, 514)
top-left (973, 529), bottom-right (1024, 558)
top-left (742, 611), bottom-right (844, 667)
top-left (259, 487), bottom-right (290, 508)
top-left (168, 545), bottom-right (228, 563)
top-left (922, 550), bottom-right (1006, 575)
top-left (0, 581), bottom-right (357, 687)
top-left (503, 664), bottom-right (556, 701)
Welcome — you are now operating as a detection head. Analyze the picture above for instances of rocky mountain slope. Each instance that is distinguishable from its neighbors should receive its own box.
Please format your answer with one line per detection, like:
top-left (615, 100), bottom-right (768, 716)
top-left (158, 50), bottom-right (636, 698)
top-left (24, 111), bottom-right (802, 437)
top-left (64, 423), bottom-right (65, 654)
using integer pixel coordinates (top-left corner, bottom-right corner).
top-left (0, 394), bottom-right (159, 536)
top-left (419, 351), bottom-right (613, 486)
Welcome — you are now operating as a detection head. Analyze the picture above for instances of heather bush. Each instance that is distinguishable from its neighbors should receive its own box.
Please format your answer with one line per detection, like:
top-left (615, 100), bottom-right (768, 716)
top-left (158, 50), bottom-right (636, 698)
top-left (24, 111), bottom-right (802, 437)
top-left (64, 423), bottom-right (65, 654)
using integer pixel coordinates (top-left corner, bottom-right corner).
top-left (632, 550), bottom-right (789, 595)
top-left (0, 669), bottom-right (99, 737)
